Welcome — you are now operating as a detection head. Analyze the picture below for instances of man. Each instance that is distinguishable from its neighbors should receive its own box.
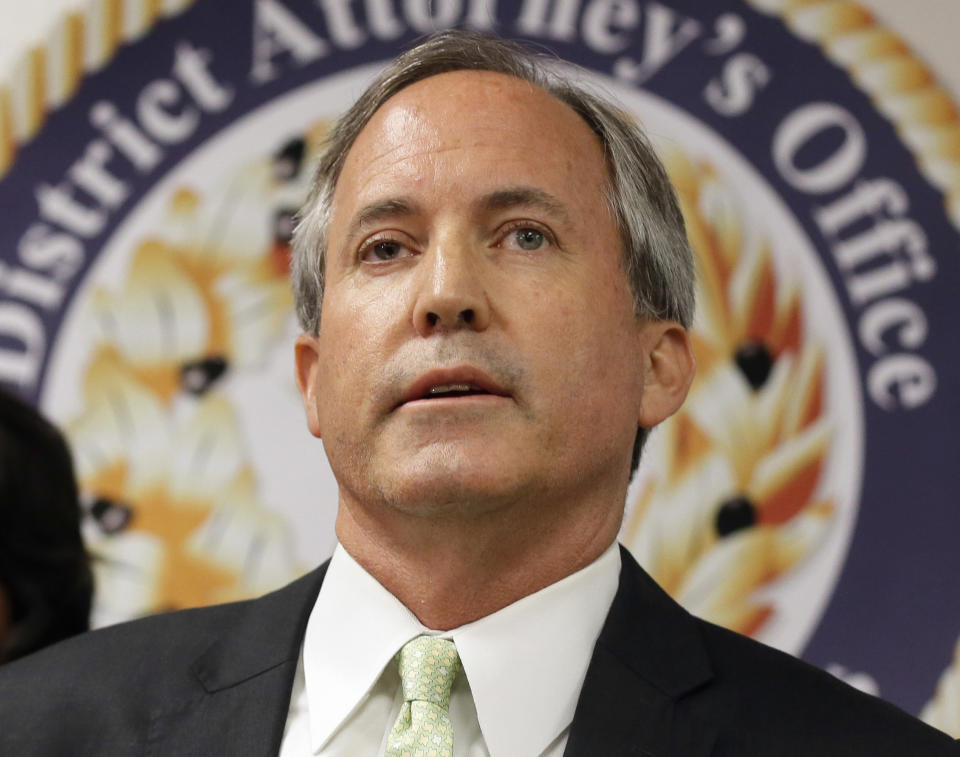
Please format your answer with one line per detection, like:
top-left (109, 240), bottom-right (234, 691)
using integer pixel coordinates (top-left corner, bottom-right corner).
top-left (0, 30), bottom-right (956, 756)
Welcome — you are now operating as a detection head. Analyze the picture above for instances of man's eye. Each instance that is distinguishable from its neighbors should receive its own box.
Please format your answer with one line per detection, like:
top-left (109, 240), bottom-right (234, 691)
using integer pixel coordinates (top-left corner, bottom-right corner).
top-left (361, 240), bottom-right (408, 262)
top-left (512, 228), bottom-right (545, 250)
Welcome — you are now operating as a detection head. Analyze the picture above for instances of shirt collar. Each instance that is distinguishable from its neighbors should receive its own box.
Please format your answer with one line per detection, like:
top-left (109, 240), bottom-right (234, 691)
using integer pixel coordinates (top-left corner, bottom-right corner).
top-left (452, 543), bottom-right (621, 756)
top-left (303, 544), bottom-right (424, 752)
top-left (303, 542), bottom-right (621, 756)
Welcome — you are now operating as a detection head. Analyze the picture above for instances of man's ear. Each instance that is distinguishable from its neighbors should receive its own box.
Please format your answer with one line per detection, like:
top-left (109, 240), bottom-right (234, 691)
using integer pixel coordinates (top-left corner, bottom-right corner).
top-left (637, 321), bottom-right (696, 429)
top-left (294, 332), bottom-right (324, 439)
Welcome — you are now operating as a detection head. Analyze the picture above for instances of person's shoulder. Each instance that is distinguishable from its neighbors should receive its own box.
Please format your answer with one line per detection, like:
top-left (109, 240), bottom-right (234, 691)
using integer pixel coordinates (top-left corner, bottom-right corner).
top-left (695, 618), bottom-right (959, 755)
top-left (0, 565), bottom-right (327, 754)
top-left (0, 601), bottom-right (230, 753)
top-left (2, 595), bottom-right (237, 686)
top-left (0, 563), bottom-right (325, 691)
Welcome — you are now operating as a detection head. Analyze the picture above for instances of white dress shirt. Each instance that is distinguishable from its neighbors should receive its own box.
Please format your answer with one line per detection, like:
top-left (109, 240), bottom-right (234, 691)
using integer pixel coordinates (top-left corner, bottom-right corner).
top-left (278, 542), bottom-right (621, 757)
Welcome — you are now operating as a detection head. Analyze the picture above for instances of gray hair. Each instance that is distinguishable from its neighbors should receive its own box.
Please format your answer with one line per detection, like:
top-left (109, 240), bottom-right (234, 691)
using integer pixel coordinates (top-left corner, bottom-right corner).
top-left (291, 30), bottom-right (695, 337)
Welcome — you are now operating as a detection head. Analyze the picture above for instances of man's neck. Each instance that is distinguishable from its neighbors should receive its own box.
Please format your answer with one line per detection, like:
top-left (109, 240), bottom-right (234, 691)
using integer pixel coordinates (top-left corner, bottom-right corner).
top-left (334, 494), bottom-right (623, 630)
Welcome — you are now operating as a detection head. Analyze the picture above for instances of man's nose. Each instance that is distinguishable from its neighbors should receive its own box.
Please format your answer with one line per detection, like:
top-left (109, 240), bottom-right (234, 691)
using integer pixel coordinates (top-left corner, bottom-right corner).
top-left (411, 237), bottom-right (491, 336)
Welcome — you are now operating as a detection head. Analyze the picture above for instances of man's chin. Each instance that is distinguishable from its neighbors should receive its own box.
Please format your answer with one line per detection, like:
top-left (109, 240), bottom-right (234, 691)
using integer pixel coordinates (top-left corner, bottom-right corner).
top-left (369, 458), bottom-right (531, 518)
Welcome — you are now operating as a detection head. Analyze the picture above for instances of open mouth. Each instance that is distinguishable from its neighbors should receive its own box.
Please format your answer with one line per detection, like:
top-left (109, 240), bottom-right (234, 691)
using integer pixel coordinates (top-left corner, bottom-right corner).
top-left (422, 383), bottom-right (492, 399)
top-left (398, 369), bottom-right (509, 409)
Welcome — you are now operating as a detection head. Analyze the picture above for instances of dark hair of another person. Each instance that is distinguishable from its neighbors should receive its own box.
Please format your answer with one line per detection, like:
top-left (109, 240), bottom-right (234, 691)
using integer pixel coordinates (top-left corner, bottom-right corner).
top-left (0, 389), bottom-right (92, 663)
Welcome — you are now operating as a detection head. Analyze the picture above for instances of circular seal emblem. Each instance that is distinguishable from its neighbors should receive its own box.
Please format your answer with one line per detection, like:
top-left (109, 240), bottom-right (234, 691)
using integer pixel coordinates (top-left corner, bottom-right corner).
top-left (1, 0), bottom-right (957, 730)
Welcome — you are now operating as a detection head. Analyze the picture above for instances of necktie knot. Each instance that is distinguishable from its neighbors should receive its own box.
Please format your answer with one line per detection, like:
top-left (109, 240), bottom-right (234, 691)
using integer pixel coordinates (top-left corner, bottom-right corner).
top-left (397, 635), bottom-right (461, 711)
top-left (387, 636), bottom-right (460, 756)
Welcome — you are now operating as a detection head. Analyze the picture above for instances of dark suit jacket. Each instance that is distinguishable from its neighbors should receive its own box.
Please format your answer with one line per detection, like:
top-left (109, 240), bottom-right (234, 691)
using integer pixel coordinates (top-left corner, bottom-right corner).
top-left (0, 547), bottom-right (956, 756)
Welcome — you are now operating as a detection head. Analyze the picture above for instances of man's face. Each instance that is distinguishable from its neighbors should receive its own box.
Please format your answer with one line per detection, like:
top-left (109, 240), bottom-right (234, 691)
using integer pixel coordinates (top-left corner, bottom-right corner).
top-left (297, 70), bottom-right (670, 516)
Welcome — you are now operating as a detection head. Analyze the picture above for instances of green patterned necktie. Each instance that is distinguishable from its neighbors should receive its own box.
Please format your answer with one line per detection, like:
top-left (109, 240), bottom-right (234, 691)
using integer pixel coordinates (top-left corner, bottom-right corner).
top-left (385, 635), bottom-right (461, 757)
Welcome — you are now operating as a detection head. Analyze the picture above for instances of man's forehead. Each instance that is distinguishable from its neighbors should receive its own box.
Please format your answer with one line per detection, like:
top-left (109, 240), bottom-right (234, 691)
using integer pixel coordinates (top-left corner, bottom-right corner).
top-left (372, 69), bottom-right (547, 122)
top-left (336, 69), bottom-right (606, 194)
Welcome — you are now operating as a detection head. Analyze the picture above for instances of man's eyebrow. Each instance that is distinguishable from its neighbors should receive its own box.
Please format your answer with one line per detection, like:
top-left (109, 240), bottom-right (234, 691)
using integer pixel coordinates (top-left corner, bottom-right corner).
top-left (343, 189), bottom-right (570, 243)
top-left (346, 197), bottom-right (419, 240)
top-left (478, 187), bottom-right (572, 223)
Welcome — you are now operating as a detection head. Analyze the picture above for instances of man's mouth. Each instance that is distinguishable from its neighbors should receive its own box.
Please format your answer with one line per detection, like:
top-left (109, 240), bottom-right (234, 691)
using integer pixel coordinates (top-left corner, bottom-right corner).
top-left (423, 383), bottom-right (491, 399)
top-left (398, 369), bottom-right (510, 408)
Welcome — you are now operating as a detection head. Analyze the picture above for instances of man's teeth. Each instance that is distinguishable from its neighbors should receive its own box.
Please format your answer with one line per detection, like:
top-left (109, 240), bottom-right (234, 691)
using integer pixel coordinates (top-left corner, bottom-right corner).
top-left (428, 383), bottom-right (473, 395)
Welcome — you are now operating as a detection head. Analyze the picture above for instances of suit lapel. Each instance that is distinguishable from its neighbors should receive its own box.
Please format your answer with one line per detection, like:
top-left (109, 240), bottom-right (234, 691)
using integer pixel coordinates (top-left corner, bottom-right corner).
top-left (146, 563), bottom-right (329, 757)
top-left (564, 547), bottom-right (722, 757)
